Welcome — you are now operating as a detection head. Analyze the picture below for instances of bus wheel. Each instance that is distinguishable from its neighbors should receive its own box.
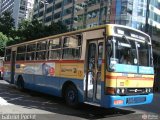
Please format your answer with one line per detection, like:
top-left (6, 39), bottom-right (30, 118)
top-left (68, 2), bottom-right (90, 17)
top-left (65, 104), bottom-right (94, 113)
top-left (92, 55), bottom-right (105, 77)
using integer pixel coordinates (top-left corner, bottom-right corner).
top-left (17, 77), bottom-right (24, 91)
top-left (65, 85), bottom-right (79, 108)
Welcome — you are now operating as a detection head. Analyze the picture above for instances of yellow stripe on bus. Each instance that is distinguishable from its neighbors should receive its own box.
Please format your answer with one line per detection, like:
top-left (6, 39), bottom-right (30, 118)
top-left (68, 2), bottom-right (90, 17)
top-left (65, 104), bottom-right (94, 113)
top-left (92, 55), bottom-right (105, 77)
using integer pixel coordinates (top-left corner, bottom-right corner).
top-left (106, 79), bottom-right (153, 88)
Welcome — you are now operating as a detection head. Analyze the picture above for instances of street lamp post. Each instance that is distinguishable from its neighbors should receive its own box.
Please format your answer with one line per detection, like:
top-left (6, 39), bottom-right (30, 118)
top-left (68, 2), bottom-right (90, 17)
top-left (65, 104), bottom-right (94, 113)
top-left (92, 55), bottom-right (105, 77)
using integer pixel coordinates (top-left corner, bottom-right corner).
top-left (39, 0), bottom-right (49, 25)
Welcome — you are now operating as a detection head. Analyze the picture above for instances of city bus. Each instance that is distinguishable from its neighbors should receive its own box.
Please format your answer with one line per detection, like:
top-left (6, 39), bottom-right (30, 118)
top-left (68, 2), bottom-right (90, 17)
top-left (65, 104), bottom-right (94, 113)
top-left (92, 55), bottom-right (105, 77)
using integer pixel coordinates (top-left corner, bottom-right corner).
top-left (0, 57), bottom-right (4, 79)
top-left (3, 24), bottom-right (154, 108)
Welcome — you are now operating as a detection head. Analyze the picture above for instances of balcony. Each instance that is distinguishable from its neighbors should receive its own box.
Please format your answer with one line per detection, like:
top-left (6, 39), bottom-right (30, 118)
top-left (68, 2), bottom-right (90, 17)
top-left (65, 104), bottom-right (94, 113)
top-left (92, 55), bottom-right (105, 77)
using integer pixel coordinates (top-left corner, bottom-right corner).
top-left (63, 14), bottom-right (72, 20)
top-left (87, 3), bottom-right (100, 12)
top-left (54, 8), bottom-right (62, 14)
top-left (55, 0), bottom-right (62, 4)
top-left (86, 16), bottom-right (99, 25)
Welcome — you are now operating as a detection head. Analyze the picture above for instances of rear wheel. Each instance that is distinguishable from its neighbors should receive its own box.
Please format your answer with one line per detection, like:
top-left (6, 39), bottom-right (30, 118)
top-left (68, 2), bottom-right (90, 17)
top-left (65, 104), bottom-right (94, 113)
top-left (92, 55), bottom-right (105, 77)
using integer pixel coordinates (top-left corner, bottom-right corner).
top-left (17, 76), bottom-right (24, 91)
top-left (65, 85), bottom-right (79, 108)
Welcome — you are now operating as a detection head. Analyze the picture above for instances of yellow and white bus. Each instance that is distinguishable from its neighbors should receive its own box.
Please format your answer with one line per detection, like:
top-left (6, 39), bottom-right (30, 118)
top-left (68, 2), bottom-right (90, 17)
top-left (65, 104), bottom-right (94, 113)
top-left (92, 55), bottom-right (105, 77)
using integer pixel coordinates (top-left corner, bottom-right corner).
top-left (4, 24), bottom-right (154, 108)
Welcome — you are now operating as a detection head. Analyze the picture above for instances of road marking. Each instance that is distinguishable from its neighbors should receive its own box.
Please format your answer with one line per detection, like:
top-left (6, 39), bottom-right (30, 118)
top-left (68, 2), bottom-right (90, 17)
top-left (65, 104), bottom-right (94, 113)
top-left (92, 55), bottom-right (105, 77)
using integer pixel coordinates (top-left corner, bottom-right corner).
top-left (0, 97), bottom-right (12, 105)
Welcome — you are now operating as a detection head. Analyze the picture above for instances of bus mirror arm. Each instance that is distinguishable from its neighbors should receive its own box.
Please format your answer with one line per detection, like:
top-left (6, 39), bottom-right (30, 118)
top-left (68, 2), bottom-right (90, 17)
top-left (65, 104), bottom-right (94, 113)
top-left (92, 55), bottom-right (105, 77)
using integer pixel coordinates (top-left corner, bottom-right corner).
top-left (106, 52), bottom-right (114, 72)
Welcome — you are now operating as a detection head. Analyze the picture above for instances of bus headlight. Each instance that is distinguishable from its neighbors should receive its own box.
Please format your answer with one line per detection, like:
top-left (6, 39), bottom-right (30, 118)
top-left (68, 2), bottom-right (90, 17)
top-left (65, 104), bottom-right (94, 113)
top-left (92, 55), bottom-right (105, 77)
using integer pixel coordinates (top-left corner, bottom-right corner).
top-left (116, 88), bottom-right (121, 94)
top-left (145, 88), bottom-right (148, 93)
top-left (148, 88), bottom-right (152, 93)
top-left (116, 88), bottom-right (126, 95)
top-left (121, 88), bottom-right (125, 94)
top-left (145, 88), bottom-right (152, 93)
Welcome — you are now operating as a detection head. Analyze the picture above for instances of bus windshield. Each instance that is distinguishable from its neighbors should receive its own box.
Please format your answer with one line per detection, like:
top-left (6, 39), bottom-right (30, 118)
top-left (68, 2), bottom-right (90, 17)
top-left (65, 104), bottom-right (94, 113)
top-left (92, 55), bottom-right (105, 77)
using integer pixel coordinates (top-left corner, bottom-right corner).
top-left (108, 36), bottom-right (152, 73)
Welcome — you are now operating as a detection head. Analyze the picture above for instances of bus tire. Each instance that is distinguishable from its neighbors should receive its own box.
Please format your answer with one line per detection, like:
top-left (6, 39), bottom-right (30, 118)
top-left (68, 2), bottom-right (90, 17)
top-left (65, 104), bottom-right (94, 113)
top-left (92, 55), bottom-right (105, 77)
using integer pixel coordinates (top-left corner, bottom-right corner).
top-left (17, 76), bottom-right (24, 91)
top-left (65, 84), bottom-right (79, 108)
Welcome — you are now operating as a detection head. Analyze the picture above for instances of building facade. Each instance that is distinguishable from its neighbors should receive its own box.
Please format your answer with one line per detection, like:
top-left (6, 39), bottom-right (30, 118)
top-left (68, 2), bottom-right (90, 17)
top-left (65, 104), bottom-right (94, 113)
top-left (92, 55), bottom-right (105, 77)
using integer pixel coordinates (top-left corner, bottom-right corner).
top-left (0, 0), bottom-right (35, 28)
top-left (33, 0), bottom-right (160, 30)
top-left (33, 0), bottom-right (112, 29)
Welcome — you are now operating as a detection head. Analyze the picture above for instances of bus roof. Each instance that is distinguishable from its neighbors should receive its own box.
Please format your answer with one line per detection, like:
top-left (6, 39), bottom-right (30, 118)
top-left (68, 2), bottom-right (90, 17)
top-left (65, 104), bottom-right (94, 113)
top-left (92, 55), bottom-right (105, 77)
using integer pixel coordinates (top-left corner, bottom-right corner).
top-left (6, 24), bottom-right (150, 48)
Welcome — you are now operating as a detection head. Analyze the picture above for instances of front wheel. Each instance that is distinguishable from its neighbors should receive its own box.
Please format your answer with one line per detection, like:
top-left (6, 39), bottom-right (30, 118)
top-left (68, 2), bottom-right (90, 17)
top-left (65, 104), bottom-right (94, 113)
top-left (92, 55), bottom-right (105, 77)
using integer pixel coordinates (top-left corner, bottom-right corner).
top-left (65, 85), bottom-right (79, 108)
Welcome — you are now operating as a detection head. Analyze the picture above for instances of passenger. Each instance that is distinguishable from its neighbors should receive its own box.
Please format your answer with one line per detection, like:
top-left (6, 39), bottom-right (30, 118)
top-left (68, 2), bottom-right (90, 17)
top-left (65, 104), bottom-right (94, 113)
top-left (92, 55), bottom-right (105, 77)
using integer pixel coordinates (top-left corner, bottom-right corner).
top-left (120, 54), bottom-right (131, 64)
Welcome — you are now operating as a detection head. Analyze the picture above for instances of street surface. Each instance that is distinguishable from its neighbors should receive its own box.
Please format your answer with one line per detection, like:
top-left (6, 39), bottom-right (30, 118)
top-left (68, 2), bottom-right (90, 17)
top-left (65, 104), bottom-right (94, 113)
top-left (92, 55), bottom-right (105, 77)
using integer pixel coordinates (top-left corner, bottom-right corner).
top-left (0, 80), bottom-right (159, 120)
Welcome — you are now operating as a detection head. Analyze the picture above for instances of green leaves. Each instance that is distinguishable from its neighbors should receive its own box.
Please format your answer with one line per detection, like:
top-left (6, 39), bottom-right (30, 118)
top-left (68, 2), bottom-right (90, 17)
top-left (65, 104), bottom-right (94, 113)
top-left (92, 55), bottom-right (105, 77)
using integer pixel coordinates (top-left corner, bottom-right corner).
top-left (0, 11), bottom-right (15, 37)
top-left (0, 11), bottom-right (69, 56)
top-left (0, 32), bottom-right (8, 55)
top-left (17, 19), bottom-right (68, 42)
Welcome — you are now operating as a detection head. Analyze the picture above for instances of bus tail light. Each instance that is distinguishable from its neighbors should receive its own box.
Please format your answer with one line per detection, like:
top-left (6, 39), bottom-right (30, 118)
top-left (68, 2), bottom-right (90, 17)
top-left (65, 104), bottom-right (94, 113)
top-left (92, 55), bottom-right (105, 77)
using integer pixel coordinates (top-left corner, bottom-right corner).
top-left (114, 100), bottom-right (124, 105)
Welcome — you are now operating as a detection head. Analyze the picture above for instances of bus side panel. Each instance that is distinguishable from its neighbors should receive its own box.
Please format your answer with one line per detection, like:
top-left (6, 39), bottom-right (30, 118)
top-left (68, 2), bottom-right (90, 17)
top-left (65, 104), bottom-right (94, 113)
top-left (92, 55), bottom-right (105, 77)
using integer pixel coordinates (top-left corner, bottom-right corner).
top-left (14, 62), bottom-right (61, 96)
top-left (34, 75), bottom-right (61, 96)
top-left (15, 73), bottom-right (35, 87)
top-left (3, 63), bottom-right (11, 83)
top-left (14, 61), bottom-right (85, 102)
top-left (58, 62), bottom-right (85, 103)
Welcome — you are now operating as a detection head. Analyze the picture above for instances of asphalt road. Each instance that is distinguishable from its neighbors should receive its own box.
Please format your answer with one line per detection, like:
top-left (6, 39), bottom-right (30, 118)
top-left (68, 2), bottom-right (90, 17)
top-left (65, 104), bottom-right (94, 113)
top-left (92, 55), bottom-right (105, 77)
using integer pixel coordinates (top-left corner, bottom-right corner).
top-left (0, 80), bottom-right (159, 120)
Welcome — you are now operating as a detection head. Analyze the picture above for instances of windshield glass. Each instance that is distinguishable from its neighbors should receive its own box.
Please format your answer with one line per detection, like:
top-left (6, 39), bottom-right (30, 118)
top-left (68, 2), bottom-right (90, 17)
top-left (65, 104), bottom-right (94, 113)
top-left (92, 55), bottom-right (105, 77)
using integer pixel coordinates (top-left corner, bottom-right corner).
top-left (107, 36), bottom-right (152, 72)
top-left (115, 37), bottom-right (137, 65)
top-left (137, 42), bottom-right (151, 66)
top-left (109, 37), bottom-right (137, 66)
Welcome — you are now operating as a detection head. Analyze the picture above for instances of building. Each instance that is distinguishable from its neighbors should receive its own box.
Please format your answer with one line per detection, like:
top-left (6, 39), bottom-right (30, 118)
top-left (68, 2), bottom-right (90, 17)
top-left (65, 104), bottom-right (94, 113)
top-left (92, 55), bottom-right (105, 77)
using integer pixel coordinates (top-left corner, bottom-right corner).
top-left (33, 0), bottom-right (160, 29)
top-left (0, 0), bottom-right (35, 28)
top-left (33, 0), bottom-right (112, 29)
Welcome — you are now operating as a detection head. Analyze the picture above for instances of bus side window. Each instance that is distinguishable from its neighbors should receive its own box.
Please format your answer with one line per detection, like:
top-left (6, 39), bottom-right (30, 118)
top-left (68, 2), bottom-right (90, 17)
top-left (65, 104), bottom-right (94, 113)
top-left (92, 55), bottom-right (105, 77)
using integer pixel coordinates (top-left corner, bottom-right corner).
top-left (5, 48), bottom-right (11, 61)
top-left (36, 41), bottom-right (47, 60)
top-left (49, 38), bottom-right (61, 60)
top-left (26, 44), bottom-right (36, 61)
top-left (16, 45), bottom-right (26, 61)
top-left (62, 35), bottom-right (82, 59)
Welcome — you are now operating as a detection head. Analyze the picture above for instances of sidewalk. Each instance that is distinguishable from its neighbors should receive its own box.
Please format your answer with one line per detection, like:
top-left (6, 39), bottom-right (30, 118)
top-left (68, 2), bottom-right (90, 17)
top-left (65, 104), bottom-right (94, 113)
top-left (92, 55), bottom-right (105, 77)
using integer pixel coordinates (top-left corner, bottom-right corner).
top-left (0, 80), bottom-right (9, 85)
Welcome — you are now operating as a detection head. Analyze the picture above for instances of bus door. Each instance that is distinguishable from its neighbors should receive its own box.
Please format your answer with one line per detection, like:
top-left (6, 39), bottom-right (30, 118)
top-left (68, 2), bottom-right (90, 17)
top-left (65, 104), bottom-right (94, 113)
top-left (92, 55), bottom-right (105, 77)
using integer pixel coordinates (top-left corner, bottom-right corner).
top-left (11, 51), bottom-right (16, 84)
top-left (85, 40), bottom-right (103, 103)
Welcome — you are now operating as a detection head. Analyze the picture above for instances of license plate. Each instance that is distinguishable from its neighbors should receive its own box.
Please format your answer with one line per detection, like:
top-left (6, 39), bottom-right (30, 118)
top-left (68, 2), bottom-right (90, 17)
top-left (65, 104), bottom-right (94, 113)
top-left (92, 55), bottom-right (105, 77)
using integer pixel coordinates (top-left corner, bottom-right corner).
top-left (127, 97), bottom-right (146, 104)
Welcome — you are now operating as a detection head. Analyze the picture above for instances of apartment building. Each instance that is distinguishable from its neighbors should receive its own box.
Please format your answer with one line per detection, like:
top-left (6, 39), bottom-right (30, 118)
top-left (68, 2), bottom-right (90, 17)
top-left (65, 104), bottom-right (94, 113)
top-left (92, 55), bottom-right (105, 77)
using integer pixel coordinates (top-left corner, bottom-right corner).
top-left (0, 0), bottom-right (35, 28)
top-left (33, 0), bottom-right (160, 29)
top-left (33, 0), bottom-right (111, 29)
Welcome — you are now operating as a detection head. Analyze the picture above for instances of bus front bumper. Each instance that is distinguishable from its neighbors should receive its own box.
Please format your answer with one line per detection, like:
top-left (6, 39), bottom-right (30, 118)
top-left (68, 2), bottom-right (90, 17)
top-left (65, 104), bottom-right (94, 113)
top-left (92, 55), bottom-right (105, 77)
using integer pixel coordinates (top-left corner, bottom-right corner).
top-left (102, 93), bottom-right (153, 108)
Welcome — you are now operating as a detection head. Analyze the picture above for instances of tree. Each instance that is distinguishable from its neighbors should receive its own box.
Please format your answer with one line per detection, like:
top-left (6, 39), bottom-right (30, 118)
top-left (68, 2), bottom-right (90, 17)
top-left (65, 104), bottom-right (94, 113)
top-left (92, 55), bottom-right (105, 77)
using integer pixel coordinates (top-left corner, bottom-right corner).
top-left (0, 32), bottom-right (8, 56)
top-left (0, 11), bottom-right (15, 37)
top-left (17, 19), bottom-right (46, 41)
top-left (45, 21), bottom-right (68, 36)
top-left (16, 19), bottom-right (68, 43)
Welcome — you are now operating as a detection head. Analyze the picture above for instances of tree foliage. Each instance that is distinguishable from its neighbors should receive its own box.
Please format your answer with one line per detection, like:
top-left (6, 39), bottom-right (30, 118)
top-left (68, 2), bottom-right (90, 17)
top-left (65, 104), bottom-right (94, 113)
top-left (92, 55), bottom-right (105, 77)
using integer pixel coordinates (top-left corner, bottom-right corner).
top-left (9, 19), bottom-right (69, 45)
top-left (0, 32), bottom-right (8, 56)
top-left (0, 11), bottom-right (14, 56)
top-left (0, 11), bottom-right (15, 37)
top-left (0, 11), bottom-right (69, 56)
